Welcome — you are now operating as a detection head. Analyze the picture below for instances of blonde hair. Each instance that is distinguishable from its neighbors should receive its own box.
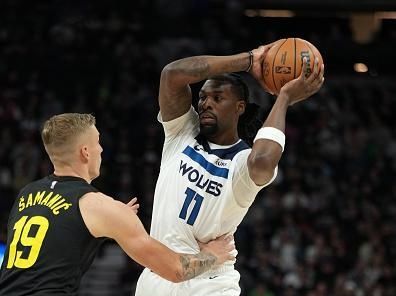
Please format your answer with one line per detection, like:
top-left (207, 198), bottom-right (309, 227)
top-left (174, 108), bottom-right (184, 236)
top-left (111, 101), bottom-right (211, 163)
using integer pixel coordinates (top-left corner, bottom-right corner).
top-left (41, 113), bottom-right (96, 153)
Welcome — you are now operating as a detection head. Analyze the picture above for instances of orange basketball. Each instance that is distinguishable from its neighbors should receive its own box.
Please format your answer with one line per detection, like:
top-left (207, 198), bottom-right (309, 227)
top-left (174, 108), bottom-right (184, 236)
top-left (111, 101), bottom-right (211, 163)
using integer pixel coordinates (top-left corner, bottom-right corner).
top-left (263, 38), bottom-right (323, 95)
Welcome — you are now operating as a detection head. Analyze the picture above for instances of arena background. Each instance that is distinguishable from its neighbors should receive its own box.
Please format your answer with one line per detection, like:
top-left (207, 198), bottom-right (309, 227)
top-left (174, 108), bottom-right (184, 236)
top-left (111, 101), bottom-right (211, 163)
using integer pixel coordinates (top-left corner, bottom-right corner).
top-left (1, 1), bottom-right (396, 295)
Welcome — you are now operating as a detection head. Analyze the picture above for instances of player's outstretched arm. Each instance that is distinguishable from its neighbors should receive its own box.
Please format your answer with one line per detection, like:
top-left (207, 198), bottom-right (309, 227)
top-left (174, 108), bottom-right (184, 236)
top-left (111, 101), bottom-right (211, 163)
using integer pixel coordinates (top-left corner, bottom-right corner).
top-left (248, 57), bottom-right (325, 186)
top-left (79, 192), bottom-right (234, 282)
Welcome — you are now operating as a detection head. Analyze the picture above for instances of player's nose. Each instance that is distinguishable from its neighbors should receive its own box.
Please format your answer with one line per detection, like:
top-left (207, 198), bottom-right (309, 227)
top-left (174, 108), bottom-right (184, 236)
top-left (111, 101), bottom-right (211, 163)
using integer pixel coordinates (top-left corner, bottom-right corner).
top-left (201, 96), bottom-right (214, 110)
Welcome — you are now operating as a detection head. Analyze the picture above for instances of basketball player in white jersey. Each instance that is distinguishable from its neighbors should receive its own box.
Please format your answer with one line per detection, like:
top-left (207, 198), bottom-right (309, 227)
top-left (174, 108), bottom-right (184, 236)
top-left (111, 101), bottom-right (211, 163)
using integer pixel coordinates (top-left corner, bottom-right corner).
top-left (135, 42), bottom-right (324, 295)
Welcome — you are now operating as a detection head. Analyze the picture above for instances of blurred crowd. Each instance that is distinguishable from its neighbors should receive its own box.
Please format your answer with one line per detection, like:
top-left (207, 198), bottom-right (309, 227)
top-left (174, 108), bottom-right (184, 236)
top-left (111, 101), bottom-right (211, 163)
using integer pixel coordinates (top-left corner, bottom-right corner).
top-left (1, 1), bottom-right (396, 295)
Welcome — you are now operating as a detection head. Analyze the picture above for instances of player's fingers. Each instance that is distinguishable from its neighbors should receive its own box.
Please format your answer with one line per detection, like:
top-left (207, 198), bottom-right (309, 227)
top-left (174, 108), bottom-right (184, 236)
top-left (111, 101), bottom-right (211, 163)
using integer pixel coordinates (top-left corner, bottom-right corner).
top-left (197, 241), bottom-right (209, 251)
top-left (214, 234), bottom-right (233, 243)
top-left (308, 57), bottom-right (320, 82)
top-left (313, 57), bottom-right (320, 75)
top-left (262, 41), bottom-right (278, 51)
top-left (223, 235), bottom-right (234, 243)
top-left (319, 64), bottom-right (325, 79)
top-left (306, 59), bottom-right (319, 84)
top-left (228, 254), bottom-right (236, 261)
top-left (312, 64), bottom-right (325, 87)
top-left (226, 241), bottom-right (235, 251)
top-left (215, 234), bottom-right (227, 240)
top-left (299, 57), bottom-right (308, 80)
top-left (259, 40), bottom-right (282, 56)
top-left (127, 197), bottom-right (138, 206)
top-left (312, 59), bottom-right (325, 84)
top-left (317, 76), bottom-right (325, 89)
top-left (307, 74), bottom-right (324, 98)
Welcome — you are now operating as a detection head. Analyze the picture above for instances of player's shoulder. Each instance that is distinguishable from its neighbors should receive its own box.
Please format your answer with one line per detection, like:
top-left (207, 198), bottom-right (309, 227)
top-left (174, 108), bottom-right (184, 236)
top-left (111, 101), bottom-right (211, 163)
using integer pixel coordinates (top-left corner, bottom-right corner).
top-left (80, 192), bottom-right (113, 205)
top-left (80, 192), bottom-right (126, 213)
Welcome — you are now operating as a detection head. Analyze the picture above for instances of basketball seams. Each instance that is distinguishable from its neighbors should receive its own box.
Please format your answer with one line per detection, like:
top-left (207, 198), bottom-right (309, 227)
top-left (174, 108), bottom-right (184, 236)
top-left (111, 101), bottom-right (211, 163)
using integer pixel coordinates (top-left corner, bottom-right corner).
top-left (272, 39), bottom-right (288, 93)
top-left (293, 38), bottom-right (297, 79)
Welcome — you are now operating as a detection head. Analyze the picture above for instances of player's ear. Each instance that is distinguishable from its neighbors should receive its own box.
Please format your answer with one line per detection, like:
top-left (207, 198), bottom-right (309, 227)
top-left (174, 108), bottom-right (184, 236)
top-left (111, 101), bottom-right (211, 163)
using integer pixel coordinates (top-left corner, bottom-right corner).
top-left (237, 100), bottom-right (246, 116)
top-left (80, 145), bottom-right (89, 163)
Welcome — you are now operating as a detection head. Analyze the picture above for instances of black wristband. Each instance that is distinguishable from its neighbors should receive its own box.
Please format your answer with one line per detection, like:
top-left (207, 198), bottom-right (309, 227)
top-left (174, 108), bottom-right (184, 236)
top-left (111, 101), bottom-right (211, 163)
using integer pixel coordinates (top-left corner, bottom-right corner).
top-left (245, 51), bottom-right (253, 72)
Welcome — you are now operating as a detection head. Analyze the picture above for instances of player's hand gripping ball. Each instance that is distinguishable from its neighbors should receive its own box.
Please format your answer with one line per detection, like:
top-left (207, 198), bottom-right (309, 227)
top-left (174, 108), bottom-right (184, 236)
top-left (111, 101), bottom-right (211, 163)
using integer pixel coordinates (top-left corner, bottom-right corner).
top-left (263, 38), bottom-right (323, 95)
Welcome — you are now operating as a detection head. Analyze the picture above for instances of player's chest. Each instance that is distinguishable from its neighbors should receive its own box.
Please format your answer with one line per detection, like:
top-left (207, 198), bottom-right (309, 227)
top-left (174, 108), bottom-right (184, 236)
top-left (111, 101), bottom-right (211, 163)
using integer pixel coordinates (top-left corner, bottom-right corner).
top-left (176, 144), bottom-right (232, 198)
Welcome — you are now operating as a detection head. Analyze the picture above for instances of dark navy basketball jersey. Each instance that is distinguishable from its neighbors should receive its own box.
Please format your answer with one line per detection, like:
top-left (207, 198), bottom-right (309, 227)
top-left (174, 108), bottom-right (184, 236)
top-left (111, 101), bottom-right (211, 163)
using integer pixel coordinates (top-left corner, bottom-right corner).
top-left (0, 175), bottom-right (105, 296)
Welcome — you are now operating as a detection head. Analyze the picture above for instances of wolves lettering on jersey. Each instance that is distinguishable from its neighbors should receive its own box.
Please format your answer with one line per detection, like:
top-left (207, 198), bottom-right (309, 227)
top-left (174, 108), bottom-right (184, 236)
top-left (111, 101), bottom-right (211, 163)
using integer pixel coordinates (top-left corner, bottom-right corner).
top-left (180, 145), bottom-right (231, 198)
top-left (179, 160), bottom-right (223, 197)
top-left (179, 140), bottom-right (250, 198)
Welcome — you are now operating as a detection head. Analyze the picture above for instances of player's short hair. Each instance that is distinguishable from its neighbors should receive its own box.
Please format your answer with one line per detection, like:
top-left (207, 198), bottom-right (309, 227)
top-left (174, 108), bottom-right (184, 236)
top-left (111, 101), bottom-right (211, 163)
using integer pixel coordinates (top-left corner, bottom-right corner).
top-left (41, 113), bottom-right (96, 150)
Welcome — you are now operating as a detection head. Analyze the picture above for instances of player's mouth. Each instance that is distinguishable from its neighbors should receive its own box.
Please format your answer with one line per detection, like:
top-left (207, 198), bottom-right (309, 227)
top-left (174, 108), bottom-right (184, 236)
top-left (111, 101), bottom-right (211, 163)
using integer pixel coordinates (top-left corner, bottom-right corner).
top-left (199, 112), bottom-right (216, 124)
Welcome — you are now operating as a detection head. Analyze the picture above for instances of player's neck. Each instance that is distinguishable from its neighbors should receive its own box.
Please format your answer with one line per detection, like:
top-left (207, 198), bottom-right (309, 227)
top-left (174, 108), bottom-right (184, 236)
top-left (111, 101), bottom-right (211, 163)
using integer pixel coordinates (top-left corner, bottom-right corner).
top-left (205, 130), bottom-right (239, 146)
top-left (53, 164), bottom-right (91, 184)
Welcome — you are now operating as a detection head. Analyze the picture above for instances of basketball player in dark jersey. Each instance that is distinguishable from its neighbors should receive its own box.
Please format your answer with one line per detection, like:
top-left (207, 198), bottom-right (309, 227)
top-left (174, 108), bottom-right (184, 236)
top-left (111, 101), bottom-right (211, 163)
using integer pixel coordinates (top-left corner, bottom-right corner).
top-left (0, 113), bottom-right (234, 296)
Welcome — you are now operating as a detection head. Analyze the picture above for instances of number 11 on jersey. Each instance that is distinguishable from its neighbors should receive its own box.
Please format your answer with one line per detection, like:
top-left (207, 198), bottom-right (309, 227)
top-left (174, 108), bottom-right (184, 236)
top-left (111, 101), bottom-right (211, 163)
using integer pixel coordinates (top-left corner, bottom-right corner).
top-left (179, 188), bottom-right (203, 226)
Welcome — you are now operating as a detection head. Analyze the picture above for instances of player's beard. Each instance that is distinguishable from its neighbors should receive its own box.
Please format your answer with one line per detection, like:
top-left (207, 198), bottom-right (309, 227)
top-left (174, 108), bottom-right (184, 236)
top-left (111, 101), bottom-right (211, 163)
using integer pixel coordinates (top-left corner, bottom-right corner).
top-left (200, 123), bottom-right (218, 137)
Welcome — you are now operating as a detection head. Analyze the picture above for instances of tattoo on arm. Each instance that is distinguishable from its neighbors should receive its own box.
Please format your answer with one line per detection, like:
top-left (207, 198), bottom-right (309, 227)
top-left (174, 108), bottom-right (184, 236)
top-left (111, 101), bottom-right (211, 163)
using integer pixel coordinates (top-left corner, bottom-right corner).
top-left (172, 57), bottom-right (210, 80)
top-left (176, 251), bottom-right (217, 281)
top-left (171, 54), bottom-right (250, 81)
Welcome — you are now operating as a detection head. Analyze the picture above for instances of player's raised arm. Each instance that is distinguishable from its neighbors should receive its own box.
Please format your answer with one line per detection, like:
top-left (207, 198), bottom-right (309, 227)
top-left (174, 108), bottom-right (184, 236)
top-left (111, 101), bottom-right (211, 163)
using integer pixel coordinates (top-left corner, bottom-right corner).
top-left (79, 192), bottom-right (235, 283)
top-left (159, 53), bottom-right (255, 122)
top-left (247, 55), bottom-right (325, 186)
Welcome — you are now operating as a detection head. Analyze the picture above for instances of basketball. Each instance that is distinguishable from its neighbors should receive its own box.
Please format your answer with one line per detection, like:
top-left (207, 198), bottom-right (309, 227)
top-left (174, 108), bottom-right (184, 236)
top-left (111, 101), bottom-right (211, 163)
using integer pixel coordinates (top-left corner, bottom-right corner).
top-left (263, 38), bottom-right (323, 95)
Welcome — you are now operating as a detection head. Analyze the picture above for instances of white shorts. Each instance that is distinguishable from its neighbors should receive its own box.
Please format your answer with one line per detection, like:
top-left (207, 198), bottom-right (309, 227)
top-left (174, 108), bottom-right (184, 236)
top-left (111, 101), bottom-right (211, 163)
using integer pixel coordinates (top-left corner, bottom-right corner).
top-left (134, 265), bottom-right (241, 296)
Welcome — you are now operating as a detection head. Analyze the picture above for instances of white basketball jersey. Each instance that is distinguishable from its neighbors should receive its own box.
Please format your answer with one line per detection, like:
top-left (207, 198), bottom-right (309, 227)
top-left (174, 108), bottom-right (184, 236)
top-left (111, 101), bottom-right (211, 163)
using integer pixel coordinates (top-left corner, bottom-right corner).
top-left (149, 107), bottom-right (276, 256)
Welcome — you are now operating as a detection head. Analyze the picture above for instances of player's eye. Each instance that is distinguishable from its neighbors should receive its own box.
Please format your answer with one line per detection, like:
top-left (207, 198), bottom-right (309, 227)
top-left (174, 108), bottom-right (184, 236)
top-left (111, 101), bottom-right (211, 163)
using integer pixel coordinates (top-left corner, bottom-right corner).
top-left (214, 95), bottom-right (222, 101)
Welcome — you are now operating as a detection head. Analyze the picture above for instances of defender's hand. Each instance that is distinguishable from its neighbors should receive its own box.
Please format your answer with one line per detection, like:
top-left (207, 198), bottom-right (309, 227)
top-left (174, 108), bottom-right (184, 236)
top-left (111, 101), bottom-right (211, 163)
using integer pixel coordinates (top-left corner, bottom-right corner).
top-left (126, 197), bottom-right (140, 214)
top-left (198, 235), bottom-right (235, 265)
